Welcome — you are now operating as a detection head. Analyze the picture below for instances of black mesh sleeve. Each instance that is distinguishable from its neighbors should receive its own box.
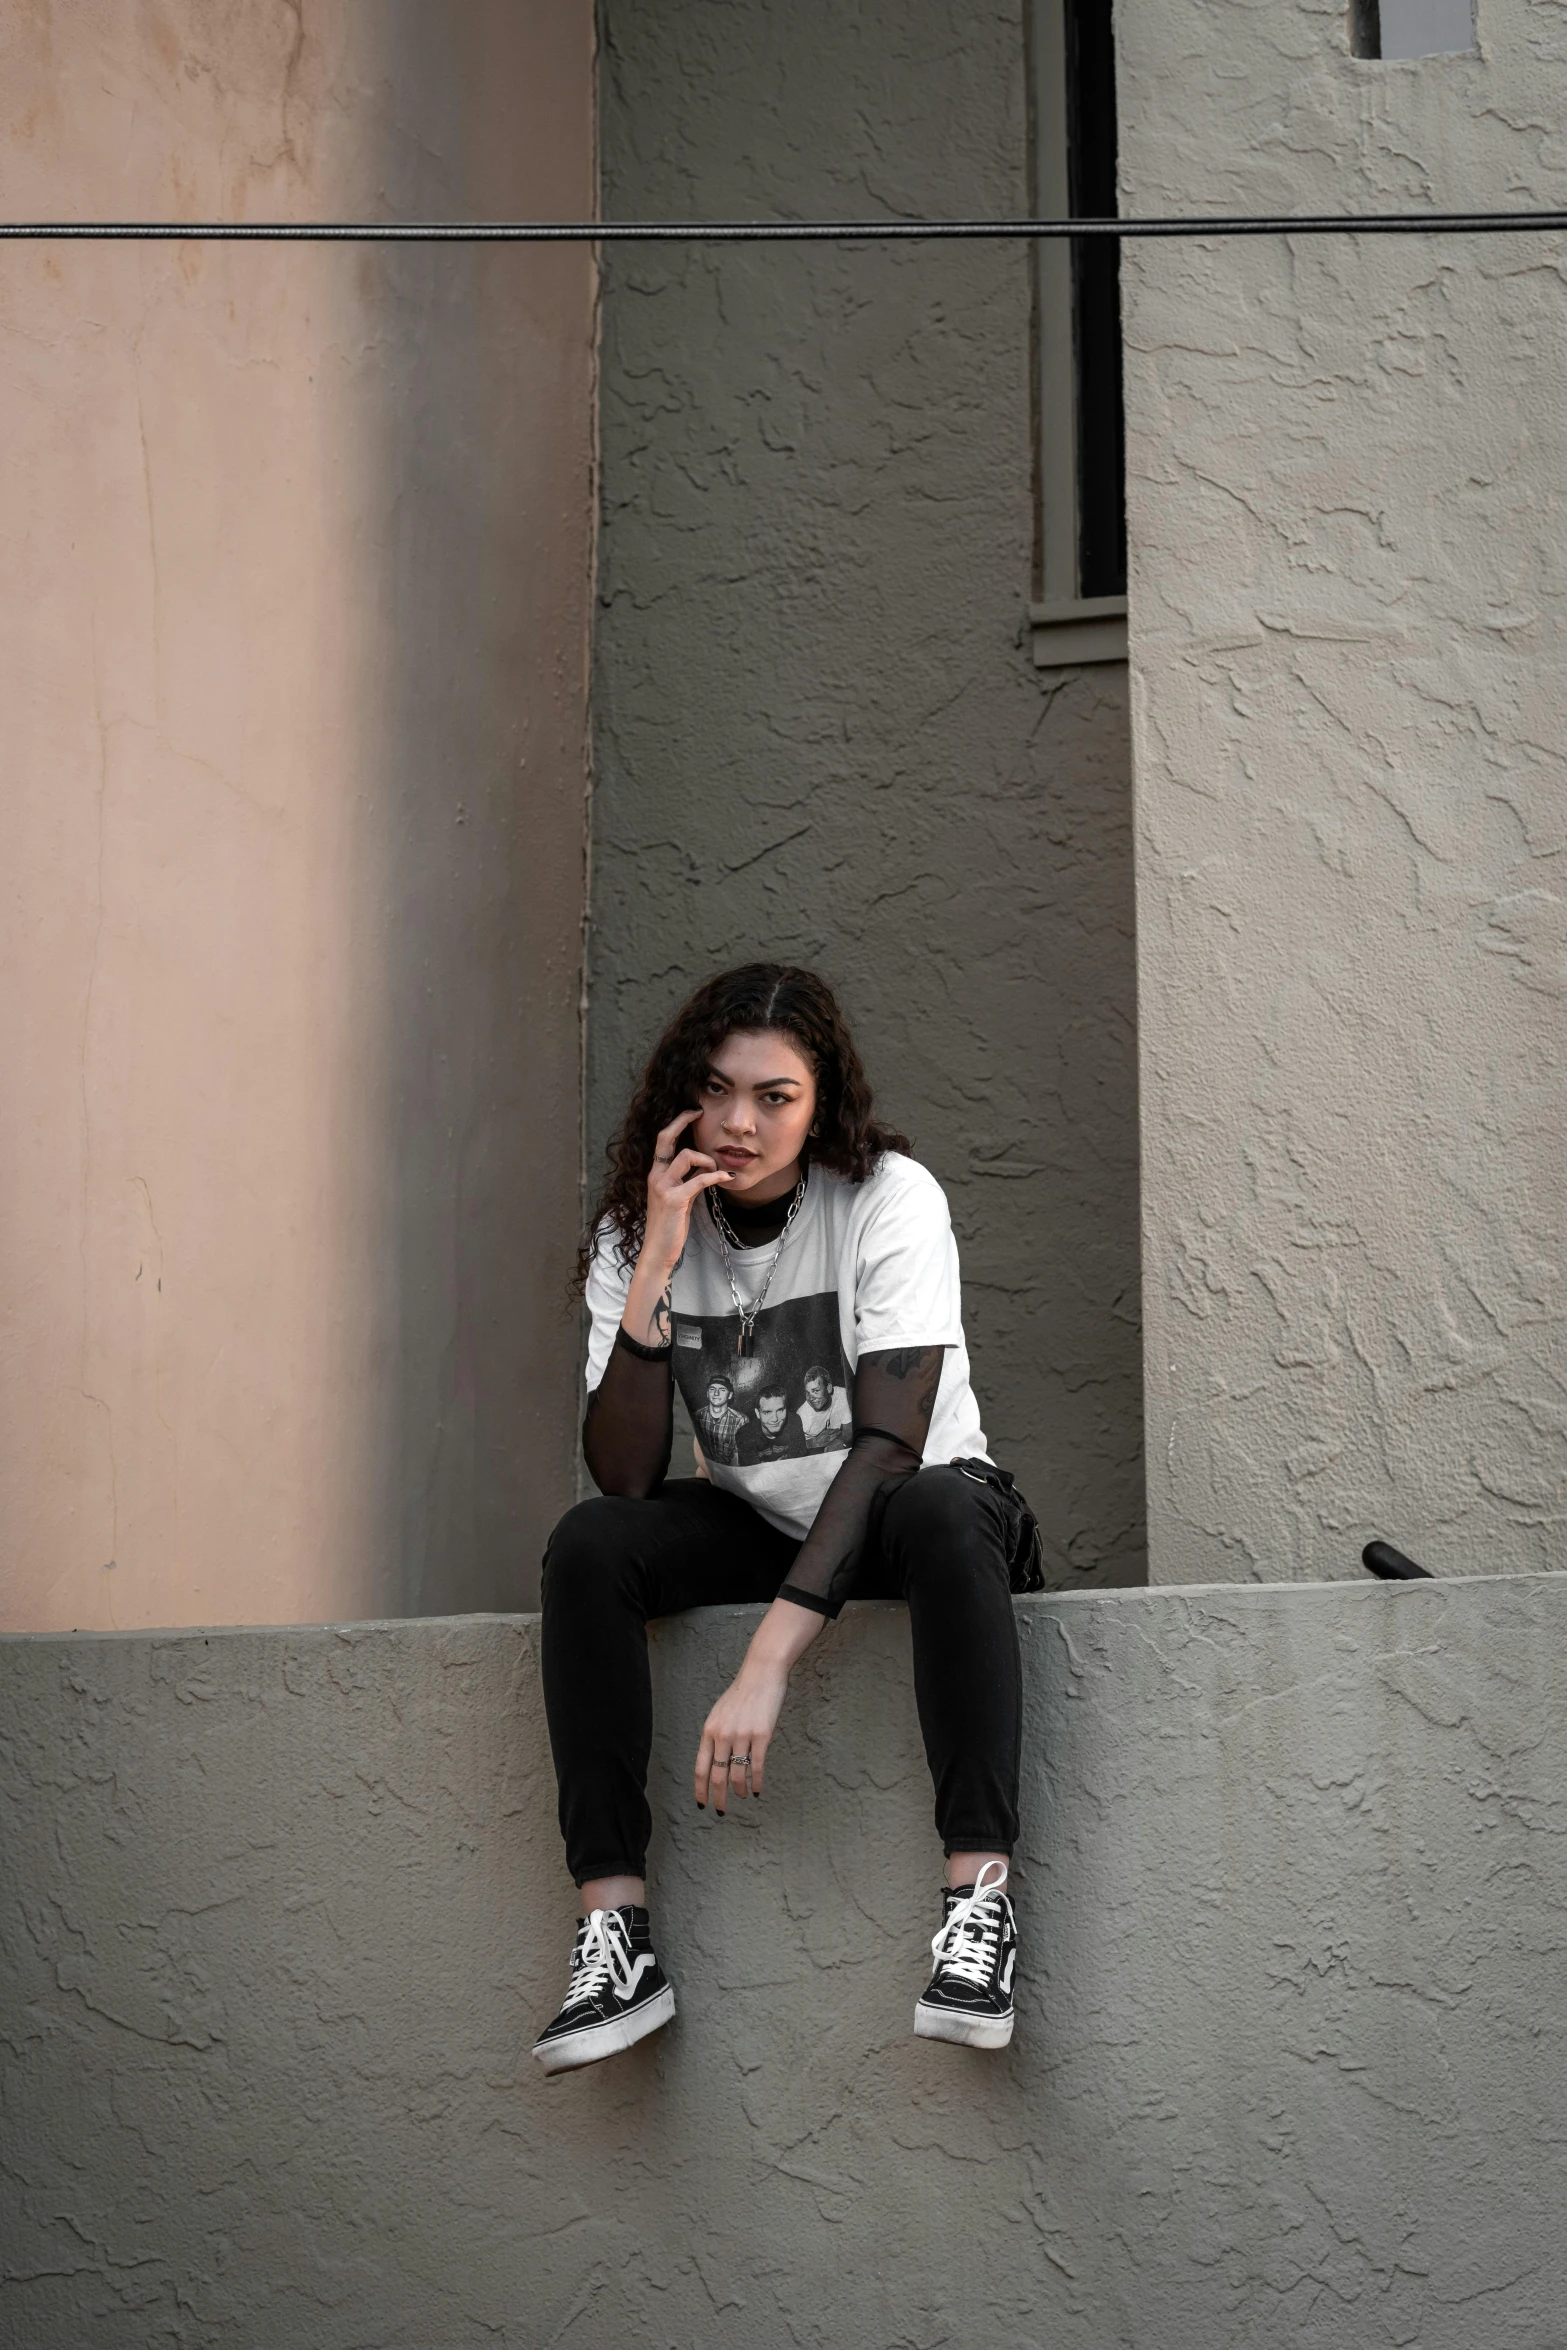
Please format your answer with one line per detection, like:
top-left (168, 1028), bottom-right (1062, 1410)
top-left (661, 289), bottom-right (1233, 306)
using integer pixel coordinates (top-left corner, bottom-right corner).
top-left (776, 1345), bottom-right (945, 1618)
top-left (582, 1329), bottom-right (674, 1498)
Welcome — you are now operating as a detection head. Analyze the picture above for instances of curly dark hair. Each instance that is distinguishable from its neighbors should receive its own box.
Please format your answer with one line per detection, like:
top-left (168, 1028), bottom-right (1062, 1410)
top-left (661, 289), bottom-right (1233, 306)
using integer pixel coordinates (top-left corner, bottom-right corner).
top-left (576, 963), bottom-right (909, 1288)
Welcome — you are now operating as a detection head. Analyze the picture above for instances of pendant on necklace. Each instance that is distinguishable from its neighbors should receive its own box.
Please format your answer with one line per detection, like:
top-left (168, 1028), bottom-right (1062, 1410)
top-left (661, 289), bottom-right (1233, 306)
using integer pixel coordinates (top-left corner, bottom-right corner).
top-left (737, 1324), bottom-right (753, 1360)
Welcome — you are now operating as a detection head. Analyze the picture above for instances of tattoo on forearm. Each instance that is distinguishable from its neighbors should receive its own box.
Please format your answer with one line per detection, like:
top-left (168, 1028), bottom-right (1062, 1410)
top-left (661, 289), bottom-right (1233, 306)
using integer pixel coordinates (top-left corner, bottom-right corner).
top-left (861, 1344), bottom-right (943, 1440)
top-left (878, 1346), bottom-right (941, 1413)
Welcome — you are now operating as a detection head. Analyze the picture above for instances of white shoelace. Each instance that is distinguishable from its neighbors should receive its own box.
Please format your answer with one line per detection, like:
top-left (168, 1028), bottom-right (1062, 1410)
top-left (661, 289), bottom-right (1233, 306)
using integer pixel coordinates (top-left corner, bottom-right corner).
top-left (929, 1859), bottom-right (1009, 1991)
top-left (566, 1907), bottom-right (640, 2008)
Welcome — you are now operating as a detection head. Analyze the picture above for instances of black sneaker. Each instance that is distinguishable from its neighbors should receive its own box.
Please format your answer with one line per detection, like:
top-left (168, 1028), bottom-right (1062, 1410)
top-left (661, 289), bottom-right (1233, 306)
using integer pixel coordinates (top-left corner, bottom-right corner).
top-left (532, 1905), bottom-right (675, 2075)
top-left (914, 1861), bottom-right (1017, 2050)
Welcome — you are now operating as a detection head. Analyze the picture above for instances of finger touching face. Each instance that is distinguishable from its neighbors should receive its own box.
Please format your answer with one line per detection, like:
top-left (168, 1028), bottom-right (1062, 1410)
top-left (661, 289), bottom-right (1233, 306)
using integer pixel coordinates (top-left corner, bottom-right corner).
top-left (653, 1105), bottom-right (701, 1163)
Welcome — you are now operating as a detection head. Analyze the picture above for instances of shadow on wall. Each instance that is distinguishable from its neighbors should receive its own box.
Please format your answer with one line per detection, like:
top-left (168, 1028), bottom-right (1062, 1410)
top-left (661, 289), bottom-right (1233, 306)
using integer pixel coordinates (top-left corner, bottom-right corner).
top-left (358, 5), bottom-right (595, 1615)
top-left (0, 1), bottom-right (591, 1633)
top-left (589, 0), bottom-right (1146, 1585)
top-left (587, 0), bottom-right (1151, 1597)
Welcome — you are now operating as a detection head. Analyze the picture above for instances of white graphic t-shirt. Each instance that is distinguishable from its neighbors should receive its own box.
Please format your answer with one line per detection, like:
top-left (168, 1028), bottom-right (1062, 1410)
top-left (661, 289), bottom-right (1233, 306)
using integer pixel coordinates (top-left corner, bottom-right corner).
top-left (584, 1153), bottom-right (989, 1538)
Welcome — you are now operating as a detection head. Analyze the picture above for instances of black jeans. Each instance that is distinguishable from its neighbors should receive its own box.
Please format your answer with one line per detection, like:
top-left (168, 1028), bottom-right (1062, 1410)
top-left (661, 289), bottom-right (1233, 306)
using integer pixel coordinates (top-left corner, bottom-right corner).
top-left (540, 1466), bottom-right (1024, 1885)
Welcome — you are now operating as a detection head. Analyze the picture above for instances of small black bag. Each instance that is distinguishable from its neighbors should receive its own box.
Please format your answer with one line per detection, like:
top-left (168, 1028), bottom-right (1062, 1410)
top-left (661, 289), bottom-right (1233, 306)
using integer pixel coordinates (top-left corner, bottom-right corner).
top-left (950, 1457), bottom-right (1046, 1594)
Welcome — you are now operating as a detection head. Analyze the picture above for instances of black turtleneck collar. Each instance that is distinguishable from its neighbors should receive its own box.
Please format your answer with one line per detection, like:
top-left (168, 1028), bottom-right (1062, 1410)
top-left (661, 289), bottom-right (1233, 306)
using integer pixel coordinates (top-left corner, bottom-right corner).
top-left (714, 1174), bottom-right (802, 1245)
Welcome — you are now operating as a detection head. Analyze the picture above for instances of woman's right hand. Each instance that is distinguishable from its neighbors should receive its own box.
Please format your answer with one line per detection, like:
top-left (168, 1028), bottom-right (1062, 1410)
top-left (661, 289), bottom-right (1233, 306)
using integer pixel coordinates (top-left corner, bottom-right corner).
top-left (640, 1106), bottom-right (732, 1277)
top-left (619, 1108), bottom-right (731, 1349)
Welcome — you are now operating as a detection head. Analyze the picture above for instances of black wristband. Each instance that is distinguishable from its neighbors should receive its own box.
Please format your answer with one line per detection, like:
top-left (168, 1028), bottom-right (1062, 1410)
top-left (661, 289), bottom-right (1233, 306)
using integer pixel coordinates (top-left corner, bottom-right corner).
top-left (616, 1324), bottom-right (673, 1362)
top-left (777, 1580), bottom-right (835, 1618)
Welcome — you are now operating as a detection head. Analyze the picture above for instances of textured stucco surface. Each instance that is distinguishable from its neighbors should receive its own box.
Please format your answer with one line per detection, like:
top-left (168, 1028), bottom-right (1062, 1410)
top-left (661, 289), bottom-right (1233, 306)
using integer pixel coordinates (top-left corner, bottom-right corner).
top-left (589, 0), bottom-right (1145, 1585)
top-left (4, 1577), bottom-right (1564, 2346)
top-left (1117, 0), bottom-right (1567, 1582)
top-left (0, 3), bottom-right (594, 1631)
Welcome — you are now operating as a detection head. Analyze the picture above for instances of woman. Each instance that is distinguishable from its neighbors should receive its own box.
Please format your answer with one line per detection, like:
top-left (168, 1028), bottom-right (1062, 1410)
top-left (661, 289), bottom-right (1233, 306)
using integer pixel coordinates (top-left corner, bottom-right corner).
top-left (535, 965), bottom-right (1039, 2074)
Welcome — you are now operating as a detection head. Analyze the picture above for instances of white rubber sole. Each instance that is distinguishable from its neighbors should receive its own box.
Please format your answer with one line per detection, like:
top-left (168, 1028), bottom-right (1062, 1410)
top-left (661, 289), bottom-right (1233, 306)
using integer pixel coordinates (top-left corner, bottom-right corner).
top-left (914, 1998), bottom-right (1015, 2051)
top-left (533, 1984), bottom-right (676, 2075)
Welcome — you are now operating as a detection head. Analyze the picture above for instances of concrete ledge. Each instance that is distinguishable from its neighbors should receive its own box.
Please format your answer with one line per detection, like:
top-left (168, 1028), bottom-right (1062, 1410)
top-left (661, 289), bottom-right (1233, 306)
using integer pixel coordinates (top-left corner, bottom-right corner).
top-left (3, 1578), bottom-right (1565, 2346)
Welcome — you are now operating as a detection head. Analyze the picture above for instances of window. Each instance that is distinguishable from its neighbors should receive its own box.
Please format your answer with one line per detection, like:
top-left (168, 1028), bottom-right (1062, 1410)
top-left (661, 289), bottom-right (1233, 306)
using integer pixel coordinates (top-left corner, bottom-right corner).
top-left (1352, 0), bottom-right (1476, 59)
top-left (1029, 0), bottom-right (1128, 667)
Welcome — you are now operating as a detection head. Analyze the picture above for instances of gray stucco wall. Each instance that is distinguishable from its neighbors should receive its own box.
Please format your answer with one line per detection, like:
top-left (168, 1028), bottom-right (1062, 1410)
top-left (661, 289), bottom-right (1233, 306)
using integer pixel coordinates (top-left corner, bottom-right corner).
top-left (588, 0), bottom-right (1145, 1586)
top-left (5, 1575), bottom-right (1564, 2346)
top-left (1116, 0), bottom-right (1567, 1583)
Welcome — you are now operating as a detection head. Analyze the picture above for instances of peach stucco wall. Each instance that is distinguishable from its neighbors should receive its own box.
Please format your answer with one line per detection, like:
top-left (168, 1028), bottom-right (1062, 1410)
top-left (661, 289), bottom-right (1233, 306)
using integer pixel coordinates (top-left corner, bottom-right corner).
top-left (0, 3), bottom-right (596, 1631)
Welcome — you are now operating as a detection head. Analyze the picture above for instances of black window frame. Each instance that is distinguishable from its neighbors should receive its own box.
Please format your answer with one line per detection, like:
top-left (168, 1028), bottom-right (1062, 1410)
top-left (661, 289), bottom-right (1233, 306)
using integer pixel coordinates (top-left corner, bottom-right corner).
top-left (1028, 0), bottom-right (1129, 659)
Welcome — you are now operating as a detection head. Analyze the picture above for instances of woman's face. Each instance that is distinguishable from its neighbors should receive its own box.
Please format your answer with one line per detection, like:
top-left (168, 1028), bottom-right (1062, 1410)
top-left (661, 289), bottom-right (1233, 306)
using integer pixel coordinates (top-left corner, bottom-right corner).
top-left (692, 1029), bottom-right (817, 1202)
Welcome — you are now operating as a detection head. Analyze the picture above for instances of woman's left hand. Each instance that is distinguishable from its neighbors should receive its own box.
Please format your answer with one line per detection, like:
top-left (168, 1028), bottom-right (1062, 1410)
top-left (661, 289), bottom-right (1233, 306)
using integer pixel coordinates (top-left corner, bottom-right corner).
top-left (694, 1656), bottom-right (788, 1813)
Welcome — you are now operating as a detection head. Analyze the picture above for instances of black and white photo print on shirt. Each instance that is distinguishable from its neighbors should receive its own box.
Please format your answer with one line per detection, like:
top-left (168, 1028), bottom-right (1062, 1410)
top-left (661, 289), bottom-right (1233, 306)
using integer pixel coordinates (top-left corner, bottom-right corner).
top-left (583, 1152), bottom-right (989, 1537)
top-left (673, 1293), bottom-right (853, 1469)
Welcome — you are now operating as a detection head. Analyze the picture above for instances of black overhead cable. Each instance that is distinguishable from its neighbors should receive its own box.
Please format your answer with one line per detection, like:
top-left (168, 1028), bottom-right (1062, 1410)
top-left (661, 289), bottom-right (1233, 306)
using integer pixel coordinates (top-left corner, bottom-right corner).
top-left (1, 210), bottom-right (1567, 242)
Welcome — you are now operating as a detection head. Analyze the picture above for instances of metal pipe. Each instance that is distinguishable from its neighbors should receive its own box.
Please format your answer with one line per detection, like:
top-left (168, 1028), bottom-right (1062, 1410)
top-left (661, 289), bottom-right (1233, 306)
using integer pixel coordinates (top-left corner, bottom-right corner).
top-left (2, 211), bottom-right (1567, 244)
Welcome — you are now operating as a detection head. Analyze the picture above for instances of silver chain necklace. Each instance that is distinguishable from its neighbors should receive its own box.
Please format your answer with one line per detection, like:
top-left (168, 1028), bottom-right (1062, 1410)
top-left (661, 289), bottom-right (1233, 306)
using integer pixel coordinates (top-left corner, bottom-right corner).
top-left (707, 1173), bottom-right (807, 1358)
